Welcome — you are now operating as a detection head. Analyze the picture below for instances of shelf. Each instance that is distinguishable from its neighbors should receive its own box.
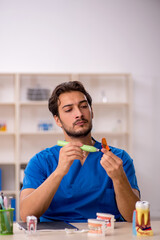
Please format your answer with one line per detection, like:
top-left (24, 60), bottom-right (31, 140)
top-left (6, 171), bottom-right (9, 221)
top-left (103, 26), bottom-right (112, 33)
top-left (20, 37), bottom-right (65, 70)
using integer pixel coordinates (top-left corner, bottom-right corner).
top-left (20, 131), bottom-right (129, 136)
top-left (93, 131), bottom-right (129, 136)
top-left (0, 102), bottom-right (15, 106)
top-left (20, 101), bottom-right (48, 106)
top-left (93, 102), bottom-right (129, 106)
top-left (19, 101), bottom-right (129, 107)
top-left (0, 162), bottom-right (16, 166)
top-left (0, 160), bottom-right (15, 164)
top-left (78, 73), bottom-right (131, 77)
top-left (0, 132), bottom-right (15, 136)
top-left (1, 190), bottom-right (17, 196)
top-left (20, 131), bottom-right (63, 136)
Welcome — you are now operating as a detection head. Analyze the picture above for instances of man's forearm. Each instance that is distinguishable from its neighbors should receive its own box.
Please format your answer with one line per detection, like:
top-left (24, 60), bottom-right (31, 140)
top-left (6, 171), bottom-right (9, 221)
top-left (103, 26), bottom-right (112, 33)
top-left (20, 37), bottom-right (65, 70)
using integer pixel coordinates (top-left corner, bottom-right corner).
top-left (113, 171), bottom-right (140, 222)
top-left (20, 169), bottom-right (64, 222)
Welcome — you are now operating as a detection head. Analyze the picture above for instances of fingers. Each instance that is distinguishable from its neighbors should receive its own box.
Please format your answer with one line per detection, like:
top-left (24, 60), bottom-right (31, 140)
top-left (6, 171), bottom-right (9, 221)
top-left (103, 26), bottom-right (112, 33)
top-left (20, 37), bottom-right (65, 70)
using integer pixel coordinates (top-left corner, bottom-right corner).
top-left (57, 142), bottom-right (84, 176)
top-left (102, 148), bottom-right (122, 164)
top-left (59, 142), bottom-right (84, 167)
top-left (100, 148), bottom-right (123, 179)
top-left (61, 142), bottom-right (84, 161)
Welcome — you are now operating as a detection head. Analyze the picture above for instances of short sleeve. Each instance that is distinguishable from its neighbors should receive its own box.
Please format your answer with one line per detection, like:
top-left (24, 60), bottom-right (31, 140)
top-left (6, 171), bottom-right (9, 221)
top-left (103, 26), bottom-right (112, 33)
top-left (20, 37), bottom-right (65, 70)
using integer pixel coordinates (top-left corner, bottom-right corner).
top-left (122, 150), bottom-right (140, 192)
top-left (21, 154), bottom-right (47, 190)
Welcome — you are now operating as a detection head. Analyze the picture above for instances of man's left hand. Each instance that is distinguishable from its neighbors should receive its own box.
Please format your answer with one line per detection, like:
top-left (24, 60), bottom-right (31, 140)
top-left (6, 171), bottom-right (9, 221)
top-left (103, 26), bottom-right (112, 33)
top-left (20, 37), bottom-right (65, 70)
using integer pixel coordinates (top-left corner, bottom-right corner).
top-left (100, 149), bottom-right (125, 181)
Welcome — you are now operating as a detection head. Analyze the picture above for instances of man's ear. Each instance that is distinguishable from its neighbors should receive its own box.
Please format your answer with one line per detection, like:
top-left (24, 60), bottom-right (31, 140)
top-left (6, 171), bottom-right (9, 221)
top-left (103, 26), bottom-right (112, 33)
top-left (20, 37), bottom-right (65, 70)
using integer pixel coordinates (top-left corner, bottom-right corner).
top-left (91, 107), bottom-right (94, 119)
top-left (54, 115), bottom-right (62, 128)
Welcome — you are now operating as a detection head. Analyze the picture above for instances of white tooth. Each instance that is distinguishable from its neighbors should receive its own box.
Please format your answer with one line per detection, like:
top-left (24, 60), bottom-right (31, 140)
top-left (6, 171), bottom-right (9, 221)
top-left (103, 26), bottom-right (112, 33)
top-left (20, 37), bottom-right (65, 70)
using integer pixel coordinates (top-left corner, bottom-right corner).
top-left (136, 201), bottom-right (149, 210)
top-left (135, 201), bottom-right (150, 225)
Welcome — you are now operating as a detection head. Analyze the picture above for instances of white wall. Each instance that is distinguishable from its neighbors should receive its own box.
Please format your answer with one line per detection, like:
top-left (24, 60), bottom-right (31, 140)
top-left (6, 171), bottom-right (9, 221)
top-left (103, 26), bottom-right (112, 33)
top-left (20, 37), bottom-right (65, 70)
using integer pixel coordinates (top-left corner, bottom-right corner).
top-left (0, 0), bottom-right (160, 218)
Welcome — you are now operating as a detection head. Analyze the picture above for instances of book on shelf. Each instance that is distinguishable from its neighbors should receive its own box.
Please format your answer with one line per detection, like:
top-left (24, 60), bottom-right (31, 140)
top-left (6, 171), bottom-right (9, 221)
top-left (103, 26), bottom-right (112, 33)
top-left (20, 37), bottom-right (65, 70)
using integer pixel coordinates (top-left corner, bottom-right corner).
top-left (10, 197), bottom-right (16, 222)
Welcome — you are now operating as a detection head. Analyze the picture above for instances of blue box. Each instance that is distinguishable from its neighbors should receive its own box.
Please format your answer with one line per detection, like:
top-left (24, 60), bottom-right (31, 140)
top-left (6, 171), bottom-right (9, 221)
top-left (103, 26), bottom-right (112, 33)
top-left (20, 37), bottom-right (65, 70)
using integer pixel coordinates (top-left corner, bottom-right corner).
top-left (11, 198), bottom-right (16, 222)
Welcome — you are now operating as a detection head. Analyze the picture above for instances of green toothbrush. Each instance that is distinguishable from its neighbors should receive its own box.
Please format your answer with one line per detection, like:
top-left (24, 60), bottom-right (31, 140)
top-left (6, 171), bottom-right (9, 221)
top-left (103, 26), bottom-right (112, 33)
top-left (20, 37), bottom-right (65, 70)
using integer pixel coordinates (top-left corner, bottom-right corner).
top-left (57, 140), bottom-right (101, 153)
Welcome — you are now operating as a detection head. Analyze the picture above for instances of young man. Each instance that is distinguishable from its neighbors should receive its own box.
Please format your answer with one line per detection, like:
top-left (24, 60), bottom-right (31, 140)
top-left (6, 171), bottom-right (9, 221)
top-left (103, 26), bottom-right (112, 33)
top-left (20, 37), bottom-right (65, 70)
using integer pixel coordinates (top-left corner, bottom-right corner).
top-left (20, 81), bottom-right (140, 223)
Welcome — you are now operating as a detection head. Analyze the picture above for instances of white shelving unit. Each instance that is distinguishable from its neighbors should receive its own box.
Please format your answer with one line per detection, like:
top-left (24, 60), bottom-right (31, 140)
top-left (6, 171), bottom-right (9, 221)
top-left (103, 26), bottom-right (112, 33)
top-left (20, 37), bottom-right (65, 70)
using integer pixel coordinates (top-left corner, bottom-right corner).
top-left (0, 73), bottom-right (132, 221)
top-left (0, 74), bottom-right (17, 223)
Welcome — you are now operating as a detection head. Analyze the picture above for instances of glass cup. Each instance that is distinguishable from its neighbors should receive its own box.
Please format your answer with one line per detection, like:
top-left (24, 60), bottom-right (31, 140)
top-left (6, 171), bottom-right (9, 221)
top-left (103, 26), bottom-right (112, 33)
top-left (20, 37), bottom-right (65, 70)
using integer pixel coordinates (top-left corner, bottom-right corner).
top-left (0, 208), bottom-right (14, 235)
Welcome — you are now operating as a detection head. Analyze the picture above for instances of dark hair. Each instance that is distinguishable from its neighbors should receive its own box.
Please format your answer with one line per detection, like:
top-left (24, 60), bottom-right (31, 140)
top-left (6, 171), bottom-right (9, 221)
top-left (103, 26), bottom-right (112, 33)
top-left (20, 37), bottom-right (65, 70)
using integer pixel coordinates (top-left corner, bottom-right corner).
top-left (48, 81), bottom-right (92, 117)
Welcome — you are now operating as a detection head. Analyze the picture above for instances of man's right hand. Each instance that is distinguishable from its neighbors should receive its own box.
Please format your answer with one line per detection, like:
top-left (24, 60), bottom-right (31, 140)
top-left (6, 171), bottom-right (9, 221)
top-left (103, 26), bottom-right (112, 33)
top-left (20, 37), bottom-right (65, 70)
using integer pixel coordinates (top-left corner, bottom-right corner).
top-left (56, 142), bottom-right (84, 176)
top-left (20, 141), bottom-right (84, 221)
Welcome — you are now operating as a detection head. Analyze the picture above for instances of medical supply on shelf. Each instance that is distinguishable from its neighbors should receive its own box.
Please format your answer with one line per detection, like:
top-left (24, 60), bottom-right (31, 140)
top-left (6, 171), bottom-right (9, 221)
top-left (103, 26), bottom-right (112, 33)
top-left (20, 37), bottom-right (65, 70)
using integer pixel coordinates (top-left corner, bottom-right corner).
top-left (27, 86), bottom-right (50, 101)
top-left (0, 123), bottom-right (7, 132)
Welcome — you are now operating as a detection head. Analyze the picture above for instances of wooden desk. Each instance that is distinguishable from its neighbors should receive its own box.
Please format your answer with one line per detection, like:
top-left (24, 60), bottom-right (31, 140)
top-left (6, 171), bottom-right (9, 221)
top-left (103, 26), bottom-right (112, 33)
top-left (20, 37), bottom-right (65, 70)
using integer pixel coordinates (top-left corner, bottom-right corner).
top-left (1, 221), bottom-right (160, 240)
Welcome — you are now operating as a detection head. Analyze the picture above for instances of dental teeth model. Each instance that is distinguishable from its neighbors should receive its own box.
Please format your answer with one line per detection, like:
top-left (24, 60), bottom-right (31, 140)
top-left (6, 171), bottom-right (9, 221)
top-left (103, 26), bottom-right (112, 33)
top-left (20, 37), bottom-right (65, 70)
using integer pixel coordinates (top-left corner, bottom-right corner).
top-left (132, 201), bottom-right (153, 236)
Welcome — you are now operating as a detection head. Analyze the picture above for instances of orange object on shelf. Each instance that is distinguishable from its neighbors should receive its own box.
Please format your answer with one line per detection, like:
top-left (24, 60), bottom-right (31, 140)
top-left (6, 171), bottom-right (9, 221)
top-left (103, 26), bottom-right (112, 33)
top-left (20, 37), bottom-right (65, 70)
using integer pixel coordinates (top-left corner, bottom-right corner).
top-left (0, 123), bottom-right (7, 132)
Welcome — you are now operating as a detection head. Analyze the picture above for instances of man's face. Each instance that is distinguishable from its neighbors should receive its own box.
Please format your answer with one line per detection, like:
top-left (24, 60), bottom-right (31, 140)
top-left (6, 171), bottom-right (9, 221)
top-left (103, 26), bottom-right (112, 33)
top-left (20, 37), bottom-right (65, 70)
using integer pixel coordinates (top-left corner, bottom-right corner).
top-left (54, 91), bottom-right (93, 138)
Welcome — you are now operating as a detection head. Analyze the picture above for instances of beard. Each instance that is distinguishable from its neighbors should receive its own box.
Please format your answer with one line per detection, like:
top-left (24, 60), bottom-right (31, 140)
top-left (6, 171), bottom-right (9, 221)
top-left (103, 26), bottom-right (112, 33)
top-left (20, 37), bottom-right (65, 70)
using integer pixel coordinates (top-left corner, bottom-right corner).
top-left (59, 118), bottom-right (92, 138)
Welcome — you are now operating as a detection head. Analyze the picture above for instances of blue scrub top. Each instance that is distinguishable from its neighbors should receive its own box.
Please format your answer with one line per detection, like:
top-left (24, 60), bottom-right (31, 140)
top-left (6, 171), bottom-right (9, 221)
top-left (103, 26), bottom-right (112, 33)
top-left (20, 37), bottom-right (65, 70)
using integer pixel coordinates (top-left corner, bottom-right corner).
top-left (22, 140), bottom-right (140, 222)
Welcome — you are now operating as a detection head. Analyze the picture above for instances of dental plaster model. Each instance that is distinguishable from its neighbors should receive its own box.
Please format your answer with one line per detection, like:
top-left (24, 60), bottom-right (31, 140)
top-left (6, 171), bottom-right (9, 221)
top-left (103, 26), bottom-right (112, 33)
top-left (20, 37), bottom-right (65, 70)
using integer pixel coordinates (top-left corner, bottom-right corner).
top-left (88, 219), bottom-right (106, 236)
top-left (133, 201), bottom-right (153, 236)
top-left (96, 213), bottom-right (115, 229)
